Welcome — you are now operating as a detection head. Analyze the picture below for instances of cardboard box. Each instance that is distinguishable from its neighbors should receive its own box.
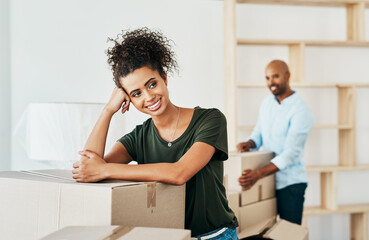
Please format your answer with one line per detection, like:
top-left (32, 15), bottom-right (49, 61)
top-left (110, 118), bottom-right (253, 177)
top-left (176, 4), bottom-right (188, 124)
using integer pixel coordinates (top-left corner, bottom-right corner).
top-left (224, 151), bottom-right (275, 206)
top-left (227, 191), bottom-right (240, 230)
top-left (0, 170), bottom-right (185, 240)
top-left (238, 219), bottom-right (308, 240)
top-left (40, 226), bottom-right (191, 240)
top-left (228, 187), bottom-right (308, 240)
top-left (239, 197), bottom-right (277, 232)
top-left (264, 219), bottom-right (309, 240)
top-left (227, 192), bottom-right (276, 234)
top-left (237, 217), bottom-right (276, 239)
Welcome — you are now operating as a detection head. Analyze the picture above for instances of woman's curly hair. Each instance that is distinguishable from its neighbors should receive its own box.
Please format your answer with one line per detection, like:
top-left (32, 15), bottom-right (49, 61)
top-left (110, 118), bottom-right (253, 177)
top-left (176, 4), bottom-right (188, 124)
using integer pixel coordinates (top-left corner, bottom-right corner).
top-left (106, 28), bottom-right (178, 88)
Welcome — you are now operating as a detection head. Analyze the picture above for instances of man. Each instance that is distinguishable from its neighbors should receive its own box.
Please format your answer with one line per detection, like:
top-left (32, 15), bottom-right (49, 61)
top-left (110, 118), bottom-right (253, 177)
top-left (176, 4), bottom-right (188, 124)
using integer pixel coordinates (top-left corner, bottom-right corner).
top-left (236, 59), bottom-right (314, 225)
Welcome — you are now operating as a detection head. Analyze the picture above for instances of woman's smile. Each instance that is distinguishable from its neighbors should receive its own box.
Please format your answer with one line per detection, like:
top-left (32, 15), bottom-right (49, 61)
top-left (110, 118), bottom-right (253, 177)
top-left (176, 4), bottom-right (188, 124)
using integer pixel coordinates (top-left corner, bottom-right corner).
top-left (146, 98), bottom-right (161, 111)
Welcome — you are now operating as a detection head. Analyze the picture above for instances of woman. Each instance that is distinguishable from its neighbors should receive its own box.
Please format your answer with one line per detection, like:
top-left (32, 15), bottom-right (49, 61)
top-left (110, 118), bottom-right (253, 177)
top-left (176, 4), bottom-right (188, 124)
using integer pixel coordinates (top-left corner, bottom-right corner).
top-left (72, 28), bottom-right (238, 239)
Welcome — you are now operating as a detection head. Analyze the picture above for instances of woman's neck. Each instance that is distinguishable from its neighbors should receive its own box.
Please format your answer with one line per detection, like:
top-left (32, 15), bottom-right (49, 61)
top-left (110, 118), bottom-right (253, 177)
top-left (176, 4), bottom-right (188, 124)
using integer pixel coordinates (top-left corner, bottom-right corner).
top-left (151, 102), bottom-right (179, 129)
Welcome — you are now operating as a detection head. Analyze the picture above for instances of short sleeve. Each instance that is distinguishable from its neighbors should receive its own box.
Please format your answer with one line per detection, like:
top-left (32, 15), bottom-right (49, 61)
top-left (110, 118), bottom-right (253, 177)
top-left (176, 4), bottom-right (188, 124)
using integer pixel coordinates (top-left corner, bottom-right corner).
top-left (118, 128), bottom-right (138, 161)
top-left (194, 109), bottom-right (228, 161)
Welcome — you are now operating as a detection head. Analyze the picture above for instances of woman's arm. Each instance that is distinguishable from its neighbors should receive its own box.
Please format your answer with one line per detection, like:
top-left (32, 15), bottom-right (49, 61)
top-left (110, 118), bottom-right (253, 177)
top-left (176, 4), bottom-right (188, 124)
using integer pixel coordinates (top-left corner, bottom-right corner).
top-left (104, 142), bottom-right (133, 164)
top-left (72, 141), bottom-right (215, 185)
top-left (82, 87), bottom-right (130, 158)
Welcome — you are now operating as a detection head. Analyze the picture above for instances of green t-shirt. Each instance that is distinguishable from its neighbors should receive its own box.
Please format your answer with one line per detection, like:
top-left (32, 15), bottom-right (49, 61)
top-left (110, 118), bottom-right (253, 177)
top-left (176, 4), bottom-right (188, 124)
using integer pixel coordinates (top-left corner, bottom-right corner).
top-left (118, 107), bottom-right (238, 236)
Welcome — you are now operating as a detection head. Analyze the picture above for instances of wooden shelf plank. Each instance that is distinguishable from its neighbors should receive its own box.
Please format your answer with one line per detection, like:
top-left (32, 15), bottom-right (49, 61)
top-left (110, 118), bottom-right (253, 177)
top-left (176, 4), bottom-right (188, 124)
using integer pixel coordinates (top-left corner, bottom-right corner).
top-left (354, 83), bottom-right (369, 87)
top-left (347, 2), bottom-right (366, 41)
top-left (321, 171), bottom-right (338, 210)
top-left (238, 124), bottom-right (353, 131)
top-left (315, 124), bottom-right (353, 129)
top-left (237, 82), bottom-right (369, 88)
top-left (304, 203), bottom-right (369, 216)
top-left (237, 0), bottom-right (369, 8)
top-left (289, 42), bottom-right (305, 83)
top-left (306, 164), bottom-right (369, 172)
top-left (338, 87), bottom-right (356, 166)
top-left (351, 212), bottom-right (369, 240)
top-left (237, 39), bottom-right (369, 47)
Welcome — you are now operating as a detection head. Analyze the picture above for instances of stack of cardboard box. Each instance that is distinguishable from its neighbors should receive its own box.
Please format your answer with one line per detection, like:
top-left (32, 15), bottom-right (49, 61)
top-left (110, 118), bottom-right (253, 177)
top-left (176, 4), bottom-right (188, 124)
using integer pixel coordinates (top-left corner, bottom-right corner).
top-left (0, 170), bottom-right (185, 240)
top-left (224, 151), bottom-right (308, 240)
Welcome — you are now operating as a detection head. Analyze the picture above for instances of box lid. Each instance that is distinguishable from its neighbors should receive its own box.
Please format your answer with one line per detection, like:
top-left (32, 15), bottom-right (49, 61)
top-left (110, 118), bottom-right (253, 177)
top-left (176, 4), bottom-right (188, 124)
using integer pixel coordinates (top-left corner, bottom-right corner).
top-left (0, 170), bottom-right (146, 189)
top-left (238, 216), bottom-right (276, 239)
top-left (264, 219), bottom-right (308, 240)
top-left (40, 226), bottom-right (126, 240)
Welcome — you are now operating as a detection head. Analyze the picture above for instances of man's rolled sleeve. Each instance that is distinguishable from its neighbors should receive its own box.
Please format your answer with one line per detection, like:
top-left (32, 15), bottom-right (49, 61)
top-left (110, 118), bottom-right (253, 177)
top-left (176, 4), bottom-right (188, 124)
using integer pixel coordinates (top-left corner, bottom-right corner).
top-left (271, 109), bottom-right (314, 170)
top-left (249, 119), bottom-right (262, 150)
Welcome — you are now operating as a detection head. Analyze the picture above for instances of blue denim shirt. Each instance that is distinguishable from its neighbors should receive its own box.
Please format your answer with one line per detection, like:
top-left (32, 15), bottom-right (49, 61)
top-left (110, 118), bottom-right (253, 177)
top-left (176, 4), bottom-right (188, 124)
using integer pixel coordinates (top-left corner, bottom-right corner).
top-left (249, 91), bottom-right (314, 190)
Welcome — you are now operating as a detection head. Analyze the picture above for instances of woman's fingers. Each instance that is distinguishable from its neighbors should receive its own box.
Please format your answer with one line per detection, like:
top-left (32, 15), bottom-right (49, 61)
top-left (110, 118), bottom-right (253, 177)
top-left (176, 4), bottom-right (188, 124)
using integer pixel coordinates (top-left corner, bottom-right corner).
top-left (121, 97), bottom-right (130, 114)
top-left (73, 161), bottom-right (80, 168)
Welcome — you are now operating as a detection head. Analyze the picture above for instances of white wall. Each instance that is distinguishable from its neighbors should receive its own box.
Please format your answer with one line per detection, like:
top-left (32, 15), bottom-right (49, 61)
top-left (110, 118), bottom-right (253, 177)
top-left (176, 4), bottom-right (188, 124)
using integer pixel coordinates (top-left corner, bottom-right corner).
top-left (7, 1), bottom-right (369, 239)
top-left (0, 0), bottom-right (10, 170)
top-left (10, 0), bottom-right (223, 170)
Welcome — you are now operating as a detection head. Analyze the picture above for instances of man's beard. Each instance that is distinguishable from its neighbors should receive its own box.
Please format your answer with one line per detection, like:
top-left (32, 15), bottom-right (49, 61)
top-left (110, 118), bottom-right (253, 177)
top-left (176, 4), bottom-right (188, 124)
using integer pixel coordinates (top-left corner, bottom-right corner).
top-left (270, 84), bottom-right (286, 96)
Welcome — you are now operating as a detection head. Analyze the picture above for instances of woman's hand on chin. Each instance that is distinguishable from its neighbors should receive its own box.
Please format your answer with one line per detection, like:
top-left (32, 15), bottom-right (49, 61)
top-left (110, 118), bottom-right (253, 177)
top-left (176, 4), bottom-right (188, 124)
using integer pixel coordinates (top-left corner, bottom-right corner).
top-left (72, 150), bottom-right (108, 182)
top-left (105, 87), bottom-right (131, 115)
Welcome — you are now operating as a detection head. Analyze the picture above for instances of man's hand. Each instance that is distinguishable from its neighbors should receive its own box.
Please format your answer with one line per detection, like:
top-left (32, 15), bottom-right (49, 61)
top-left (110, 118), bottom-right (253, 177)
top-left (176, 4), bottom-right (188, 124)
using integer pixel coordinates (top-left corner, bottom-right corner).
top-left (238, 169), bottom-right (261, 190)
top-left (105, 87), bottom-right (131, 115)
top-left (236, 142), bottom-right (252, 152)
top-left (72, 150), bottom-right (107, 182)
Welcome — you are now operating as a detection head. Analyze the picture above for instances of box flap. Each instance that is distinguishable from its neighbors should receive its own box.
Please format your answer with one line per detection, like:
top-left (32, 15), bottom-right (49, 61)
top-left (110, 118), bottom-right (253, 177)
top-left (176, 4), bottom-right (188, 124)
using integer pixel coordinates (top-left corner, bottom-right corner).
top-left (238, 216), bottom-right (276, 239)
top-left (39, 226), bottom-right (130, 240)
top-left (239, 197), bottom-right (277, 231)
top-left (0, 171), bottom-right (70, 183)
top-left (24, 169), bottom-right (145, 188)
top-left (22, 170), bottom-right (75, 181)
top-left (264, 219), bottom-right (309, 240)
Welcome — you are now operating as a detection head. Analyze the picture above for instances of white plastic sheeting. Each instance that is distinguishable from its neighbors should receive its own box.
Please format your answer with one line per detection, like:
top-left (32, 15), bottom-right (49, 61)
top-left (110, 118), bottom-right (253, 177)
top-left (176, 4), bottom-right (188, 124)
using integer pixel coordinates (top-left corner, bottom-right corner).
top-left (14, 102), bottom-right (125, 163)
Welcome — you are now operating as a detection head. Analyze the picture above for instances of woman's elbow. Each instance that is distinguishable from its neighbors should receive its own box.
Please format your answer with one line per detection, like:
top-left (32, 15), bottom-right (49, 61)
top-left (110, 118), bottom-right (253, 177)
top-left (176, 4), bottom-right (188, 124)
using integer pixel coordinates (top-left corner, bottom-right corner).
top-left (164, 174), bottom-right (187, 185)
top-left (174, 176), bottom-right (187, 185)
top-left (159, 163), bottom-right (190, 185)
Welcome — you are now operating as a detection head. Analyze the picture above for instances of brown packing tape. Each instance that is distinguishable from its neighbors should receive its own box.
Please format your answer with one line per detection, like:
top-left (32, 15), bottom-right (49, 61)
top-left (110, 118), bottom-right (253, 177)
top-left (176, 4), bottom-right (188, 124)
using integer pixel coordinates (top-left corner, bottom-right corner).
top-left (258, 185), bottom-right (262, 201)
top-left (238, 191), bottom-right (242, 207)
top-left (103, 226), bottom-right (133, 240)
top-left (146, 182), bottom-right (157, 208)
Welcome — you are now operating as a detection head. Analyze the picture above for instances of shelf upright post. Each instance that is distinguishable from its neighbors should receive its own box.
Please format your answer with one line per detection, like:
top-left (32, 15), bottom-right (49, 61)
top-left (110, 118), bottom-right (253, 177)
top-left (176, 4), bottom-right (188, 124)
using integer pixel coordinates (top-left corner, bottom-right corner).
top-left (350, 212), bottom-right (368, 240)
top-left (338, 85), bottom-right (356, 166)
top-left (288, 42), bottom-right (305, 83)
top-left (320, 171), bottom-right (338, 210)
top-left (224, 0), bottom-right (238, 150)
top-left (346, 2), bottom-right (366, 41)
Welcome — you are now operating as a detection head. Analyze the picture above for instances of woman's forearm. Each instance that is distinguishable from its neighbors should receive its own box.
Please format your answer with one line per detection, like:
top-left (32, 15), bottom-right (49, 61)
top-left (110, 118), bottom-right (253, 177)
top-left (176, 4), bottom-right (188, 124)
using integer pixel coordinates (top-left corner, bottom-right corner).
top-left (83, 107), bottom-right (115, 157)
top-left (103, 162), bottom-right (184, 185)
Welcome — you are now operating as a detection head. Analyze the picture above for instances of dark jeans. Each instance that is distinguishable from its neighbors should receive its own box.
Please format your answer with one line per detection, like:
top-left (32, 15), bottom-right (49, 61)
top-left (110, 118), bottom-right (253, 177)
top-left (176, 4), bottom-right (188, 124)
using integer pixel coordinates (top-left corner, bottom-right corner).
top-left (276, 183), bottom-right (307, 225)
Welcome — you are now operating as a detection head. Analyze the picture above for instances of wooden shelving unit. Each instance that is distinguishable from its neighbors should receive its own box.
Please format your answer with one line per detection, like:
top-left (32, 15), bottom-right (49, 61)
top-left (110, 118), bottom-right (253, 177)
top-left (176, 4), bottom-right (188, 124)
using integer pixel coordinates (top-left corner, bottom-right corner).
top-left (224, 0), bottom-right (369, 239)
